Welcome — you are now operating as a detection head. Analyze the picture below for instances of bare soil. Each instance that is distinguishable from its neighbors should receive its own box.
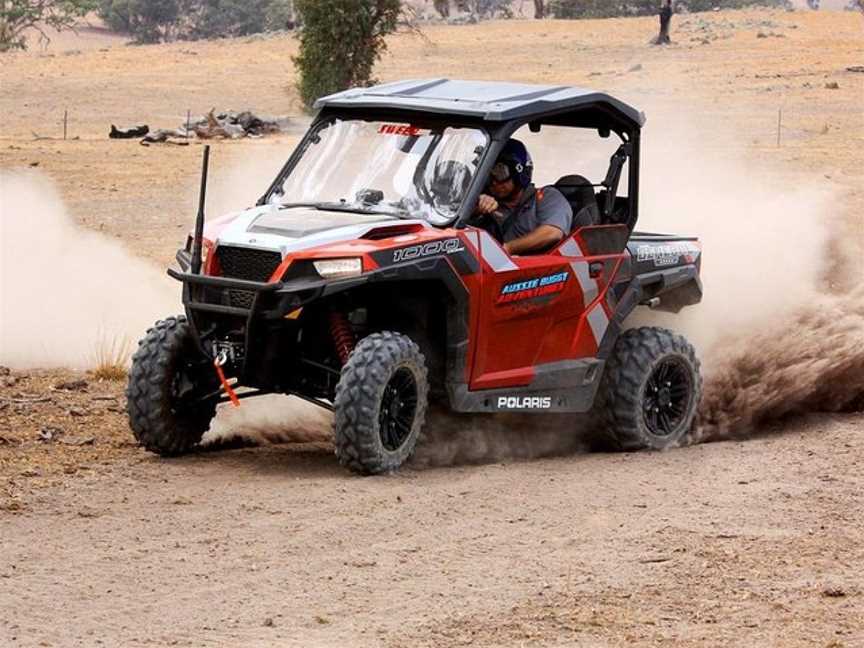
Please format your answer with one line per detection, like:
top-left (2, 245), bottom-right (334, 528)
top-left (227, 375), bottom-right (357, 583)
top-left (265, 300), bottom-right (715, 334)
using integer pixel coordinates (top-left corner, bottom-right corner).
top-left (1, 8), bottom-right (862, 647)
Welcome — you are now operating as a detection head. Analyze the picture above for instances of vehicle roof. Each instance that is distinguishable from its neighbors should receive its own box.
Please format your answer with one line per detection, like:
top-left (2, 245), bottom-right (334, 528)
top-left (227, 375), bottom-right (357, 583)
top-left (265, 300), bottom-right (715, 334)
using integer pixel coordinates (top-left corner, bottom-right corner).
top-left (314, 78), bottom-right (646, 128)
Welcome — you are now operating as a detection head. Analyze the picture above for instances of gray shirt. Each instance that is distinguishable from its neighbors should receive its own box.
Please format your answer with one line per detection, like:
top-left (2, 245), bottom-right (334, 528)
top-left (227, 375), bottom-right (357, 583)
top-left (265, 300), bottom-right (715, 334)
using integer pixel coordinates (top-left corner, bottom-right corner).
top-left (498, 186), bottom-right (573, 243)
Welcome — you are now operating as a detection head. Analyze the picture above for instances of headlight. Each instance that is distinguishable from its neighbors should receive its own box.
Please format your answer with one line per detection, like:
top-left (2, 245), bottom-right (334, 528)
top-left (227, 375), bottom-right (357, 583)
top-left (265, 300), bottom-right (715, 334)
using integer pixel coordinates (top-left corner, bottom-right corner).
top-left (312, 258), bottom-right (363, 279)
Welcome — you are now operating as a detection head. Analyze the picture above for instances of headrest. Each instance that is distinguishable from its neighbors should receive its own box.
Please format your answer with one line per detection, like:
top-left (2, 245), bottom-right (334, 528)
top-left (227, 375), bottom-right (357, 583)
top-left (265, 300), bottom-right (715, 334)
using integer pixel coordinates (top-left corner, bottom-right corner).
top-left (555, 175), bottom-right (596, 206)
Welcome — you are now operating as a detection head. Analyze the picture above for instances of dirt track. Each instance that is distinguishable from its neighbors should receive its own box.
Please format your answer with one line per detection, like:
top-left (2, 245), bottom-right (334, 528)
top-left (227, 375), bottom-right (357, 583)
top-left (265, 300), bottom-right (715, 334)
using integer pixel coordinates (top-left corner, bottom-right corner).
top-left (2, 412), bottom-right (862, 647)
top-left (1, 8), bottom-right (863, 647)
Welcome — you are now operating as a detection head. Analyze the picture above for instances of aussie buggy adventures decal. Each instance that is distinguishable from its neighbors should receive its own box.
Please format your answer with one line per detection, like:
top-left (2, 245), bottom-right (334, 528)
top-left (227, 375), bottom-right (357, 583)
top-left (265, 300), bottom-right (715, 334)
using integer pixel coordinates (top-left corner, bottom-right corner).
top-left (636, 242), bottom-right (701, 267)
top-left (497, 271), bottom-right (569, 304)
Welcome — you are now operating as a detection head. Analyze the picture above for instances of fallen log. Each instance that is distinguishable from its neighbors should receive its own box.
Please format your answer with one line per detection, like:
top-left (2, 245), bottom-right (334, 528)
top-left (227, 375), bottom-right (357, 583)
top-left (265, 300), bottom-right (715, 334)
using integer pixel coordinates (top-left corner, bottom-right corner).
top-left (110, 124), bottom-right (150, 139)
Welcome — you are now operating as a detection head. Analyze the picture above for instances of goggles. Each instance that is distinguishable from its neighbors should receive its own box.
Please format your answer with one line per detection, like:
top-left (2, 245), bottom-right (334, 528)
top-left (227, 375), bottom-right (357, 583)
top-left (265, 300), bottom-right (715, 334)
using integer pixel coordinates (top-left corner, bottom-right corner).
top-left (490, 162), bottom-right (512, 183)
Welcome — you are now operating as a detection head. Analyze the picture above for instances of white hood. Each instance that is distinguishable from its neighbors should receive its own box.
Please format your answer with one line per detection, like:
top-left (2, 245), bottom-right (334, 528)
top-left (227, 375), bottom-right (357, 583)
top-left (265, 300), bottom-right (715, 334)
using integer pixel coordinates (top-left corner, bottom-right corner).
top-left (215, 205), bottom-right (429, 257)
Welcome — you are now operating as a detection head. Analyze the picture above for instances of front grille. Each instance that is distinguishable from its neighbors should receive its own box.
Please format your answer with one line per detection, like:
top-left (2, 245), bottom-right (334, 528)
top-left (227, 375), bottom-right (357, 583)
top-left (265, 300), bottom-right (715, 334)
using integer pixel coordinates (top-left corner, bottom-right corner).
top-left (227, 289), bottom-right (256, 309)
top-left (216, 246), bottom-right (282, 282)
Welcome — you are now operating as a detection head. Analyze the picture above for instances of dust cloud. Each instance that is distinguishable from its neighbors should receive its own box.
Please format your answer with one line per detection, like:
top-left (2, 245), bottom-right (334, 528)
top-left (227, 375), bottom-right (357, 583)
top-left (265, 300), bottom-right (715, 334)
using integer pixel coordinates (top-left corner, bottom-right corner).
top-left (691, 286), bottom-right (864, 441)
top-left (0, 170), bottom-right (179, 369)
top-left (411, 408), bottom-right (592, 468)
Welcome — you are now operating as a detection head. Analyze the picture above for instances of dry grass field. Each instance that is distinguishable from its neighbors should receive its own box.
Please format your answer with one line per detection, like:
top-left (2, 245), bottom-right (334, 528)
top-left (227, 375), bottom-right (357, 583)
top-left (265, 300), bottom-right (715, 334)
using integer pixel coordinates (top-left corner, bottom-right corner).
top-left (1, 8), bottom-right (862, 647)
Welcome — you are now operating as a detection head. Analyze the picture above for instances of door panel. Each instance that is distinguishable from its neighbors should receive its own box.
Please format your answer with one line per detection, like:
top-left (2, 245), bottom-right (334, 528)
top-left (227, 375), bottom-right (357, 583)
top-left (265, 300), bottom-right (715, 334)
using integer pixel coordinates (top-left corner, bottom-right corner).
top-left (469, 228), bottom-right (627, 390)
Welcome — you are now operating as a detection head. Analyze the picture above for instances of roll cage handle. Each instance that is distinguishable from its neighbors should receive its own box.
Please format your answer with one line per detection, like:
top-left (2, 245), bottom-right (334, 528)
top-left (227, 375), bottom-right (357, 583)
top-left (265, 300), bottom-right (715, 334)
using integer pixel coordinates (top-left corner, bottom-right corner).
top-left (601, 141), bottom-right (632, 221)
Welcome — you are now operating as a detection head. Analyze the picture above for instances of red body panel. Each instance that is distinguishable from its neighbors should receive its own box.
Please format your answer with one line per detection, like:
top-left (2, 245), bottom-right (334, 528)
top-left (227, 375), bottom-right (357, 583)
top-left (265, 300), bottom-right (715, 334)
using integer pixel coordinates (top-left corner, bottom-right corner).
top-left (210, 221), bottom-right (628, 394)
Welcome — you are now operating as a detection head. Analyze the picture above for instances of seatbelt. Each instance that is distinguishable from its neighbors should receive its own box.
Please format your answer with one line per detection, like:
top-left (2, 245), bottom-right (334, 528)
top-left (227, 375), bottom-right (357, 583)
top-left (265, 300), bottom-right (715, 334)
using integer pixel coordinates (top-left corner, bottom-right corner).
top-left (498, 185), bottom-right (537, 237)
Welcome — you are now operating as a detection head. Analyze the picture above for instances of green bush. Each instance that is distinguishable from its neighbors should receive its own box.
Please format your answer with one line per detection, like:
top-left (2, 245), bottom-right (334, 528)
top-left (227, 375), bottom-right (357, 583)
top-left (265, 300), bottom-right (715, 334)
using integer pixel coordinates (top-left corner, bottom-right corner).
top-left (98, 0), bottom-right (182, 43)
top-left (97, 0), bottom-right (294, 43)
top-left (294, 0), bottom-right (401, 111)
top-left (188, 0), bottom-right (294, 39)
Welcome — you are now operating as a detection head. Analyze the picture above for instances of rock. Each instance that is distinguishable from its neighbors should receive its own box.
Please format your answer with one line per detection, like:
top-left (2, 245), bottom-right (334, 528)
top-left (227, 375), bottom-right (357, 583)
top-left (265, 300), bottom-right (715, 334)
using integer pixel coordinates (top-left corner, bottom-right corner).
top-left (0, 499), bottom-right (24, 512)
top-left (20, 468), bottom-right (41, 477)
top-left (628, 64), bottom-right (643, 73)
top-left (825, 82), bottom-right (840, 90)
top-left (54, 379), bottom-right (88, 391)
top-left (61, 436), bottom-right (95, 446)
top-left (822, 587), bottom-right (846, 597)
top-left (263, 618), bottom-right (275, 627)
top-left (0, 376), bottom-right (18, 388)
top-left (38, 426), bottom-right (64, 442)
top-left (0, 366), bottom-right (10, 376)
top-left (68, 407), bottom-right (89, 418)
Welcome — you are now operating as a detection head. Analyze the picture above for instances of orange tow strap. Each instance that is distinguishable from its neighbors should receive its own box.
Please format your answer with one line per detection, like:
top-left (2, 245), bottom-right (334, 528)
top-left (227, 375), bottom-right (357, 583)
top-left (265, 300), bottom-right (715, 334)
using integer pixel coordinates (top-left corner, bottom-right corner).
top-left (214, 360), bottom-right (241, 407)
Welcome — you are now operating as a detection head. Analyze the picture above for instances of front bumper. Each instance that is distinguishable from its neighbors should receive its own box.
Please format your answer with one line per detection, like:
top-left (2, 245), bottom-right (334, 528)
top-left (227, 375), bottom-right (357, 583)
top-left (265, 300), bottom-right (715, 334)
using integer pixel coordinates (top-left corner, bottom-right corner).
top-left (167, 267), bottom-right (367, 320)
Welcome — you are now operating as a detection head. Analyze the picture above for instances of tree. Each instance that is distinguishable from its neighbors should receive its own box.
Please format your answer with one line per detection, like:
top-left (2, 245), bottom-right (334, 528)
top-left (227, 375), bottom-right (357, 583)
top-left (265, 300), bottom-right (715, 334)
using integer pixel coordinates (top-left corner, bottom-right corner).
top-left (432, 0), bottom-right (450, 17)
top-left (0, 0), bottom-right (95, 51)
top-left (293, 0), bottom-right (401, 111)
top-left (534, 0), bottom-right (545, 18)
top-left (97, 0), bottom-right (183, 43)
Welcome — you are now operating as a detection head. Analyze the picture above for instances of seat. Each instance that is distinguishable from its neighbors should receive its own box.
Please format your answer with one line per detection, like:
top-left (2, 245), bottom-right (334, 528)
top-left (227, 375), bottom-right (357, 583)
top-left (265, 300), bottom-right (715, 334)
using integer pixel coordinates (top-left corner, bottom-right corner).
top-left (554, 175), bottom-right (600, 230)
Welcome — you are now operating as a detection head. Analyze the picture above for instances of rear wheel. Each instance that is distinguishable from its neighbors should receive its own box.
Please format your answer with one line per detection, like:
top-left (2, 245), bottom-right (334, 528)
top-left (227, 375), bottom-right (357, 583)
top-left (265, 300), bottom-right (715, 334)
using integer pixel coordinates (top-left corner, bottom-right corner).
top-left (333, 332), bottom-right (429, 475)
top-left (126, 316), bottom-right (219, 456)
top-left (598, 326), bottom-right (701, 450)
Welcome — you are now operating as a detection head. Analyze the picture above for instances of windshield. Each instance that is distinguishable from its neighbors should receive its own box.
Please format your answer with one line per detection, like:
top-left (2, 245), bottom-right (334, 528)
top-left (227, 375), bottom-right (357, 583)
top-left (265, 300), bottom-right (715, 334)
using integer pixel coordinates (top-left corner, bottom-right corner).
top-left (272, 119), bottom-right (488, 226)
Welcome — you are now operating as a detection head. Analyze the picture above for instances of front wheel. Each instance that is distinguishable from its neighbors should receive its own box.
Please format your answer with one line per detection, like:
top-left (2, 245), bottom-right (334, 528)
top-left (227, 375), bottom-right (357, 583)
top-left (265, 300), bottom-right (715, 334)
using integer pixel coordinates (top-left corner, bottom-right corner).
top-left (333, 332), bottom-right (429, 475)
top-left (598, 326), bottom-right (702, 451)
top-left (126, 316), bottom-right (219, 456)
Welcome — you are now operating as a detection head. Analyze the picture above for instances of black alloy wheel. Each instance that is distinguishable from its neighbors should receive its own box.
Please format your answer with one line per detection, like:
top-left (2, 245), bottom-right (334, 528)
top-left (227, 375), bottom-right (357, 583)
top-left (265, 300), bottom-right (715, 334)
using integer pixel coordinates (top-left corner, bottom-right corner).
top-left (378, 368), bottom-right (419, 452)
top-left (642, 358), bottom-right (694, 437)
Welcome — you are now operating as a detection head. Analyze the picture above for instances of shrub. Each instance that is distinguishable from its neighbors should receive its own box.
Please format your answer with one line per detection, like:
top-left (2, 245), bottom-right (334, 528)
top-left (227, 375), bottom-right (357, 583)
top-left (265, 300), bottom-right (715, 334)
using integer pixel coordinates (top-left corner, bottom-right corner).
top-left (550, 0), bottom-right (789, 19)
top-left (294, 0), bottom-right (401, 111)
top-left (91, 332), bottom-right (132, 381)
top-left (98, 0), bottom-right (182, 43)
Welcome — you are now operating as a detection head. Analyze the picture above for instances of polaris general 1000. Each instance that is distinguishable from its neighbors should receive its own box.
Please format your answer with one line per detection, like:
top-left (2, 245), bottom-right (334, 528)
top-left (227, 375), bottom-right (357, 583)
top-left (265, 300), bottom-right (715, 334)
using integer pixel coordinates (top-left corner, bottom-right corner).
top-left (127, 79), bottom-right (704, 474)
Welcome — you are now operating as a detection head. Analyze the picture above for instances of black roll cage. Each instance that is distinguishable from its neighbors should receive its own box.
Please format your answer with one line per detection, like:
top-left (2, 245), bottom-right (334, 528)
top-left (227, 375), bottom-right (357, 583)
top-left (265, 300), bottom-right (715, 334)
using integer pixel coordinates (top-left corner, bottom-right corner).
top-left (258, 103), bottom-right (642, 231)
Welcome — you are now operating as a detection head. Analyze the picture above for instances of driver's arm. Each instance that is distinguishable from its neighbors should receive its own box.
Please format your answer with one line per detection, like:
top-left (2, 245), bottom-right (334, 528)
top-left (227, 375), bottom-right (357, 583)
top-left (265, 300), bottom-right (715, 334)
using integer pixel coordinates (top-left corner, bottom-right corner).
top-left (504, 188), bottom-right (573, 255)
top-left (503, 225), bottom-right (566, 255)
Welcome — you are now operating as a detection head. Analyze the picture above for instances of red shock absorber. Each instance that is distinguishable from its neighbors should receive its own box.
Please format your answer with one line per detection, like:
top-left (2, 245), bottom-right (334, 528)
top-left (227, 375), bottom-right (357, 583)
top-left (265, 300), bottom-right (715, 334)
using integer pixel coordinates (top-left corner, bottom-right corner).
top-left (329, 311), bottom-right (356, 365)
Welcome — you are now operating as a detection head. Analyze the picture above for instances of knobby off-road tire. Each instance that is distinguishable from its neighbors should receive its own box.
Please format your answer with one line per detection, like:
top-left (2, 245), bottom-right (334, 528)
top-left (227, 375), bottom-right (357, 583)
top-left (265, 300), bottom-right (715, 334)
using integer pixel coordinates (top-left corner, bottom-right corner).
top-left (598, 326), bottom-right (702, 451)
top-left (333, 332), bottom-right (429, 475)
top-left (126, 316), bottom-right (219, 456)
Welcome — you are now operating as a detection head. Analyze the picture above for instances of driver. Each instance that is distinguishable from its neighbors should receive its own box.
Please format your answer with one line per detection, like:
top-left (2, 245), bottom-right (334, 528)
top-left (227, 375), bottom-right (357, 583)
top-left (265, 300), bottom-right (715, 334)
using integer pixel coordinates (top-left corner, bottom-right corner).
top-left (473, 139), bottom-right (572, 255)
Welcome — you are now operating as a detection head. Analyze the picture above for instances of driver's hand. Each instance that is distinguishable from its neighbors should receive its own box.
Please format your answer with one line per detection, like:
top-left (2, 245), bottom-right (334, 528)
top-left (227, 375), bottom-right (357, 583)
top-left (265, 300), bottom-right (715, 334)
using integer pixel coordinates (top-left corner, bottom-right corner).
top-left (475, 194), bottom-right (499, 215)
